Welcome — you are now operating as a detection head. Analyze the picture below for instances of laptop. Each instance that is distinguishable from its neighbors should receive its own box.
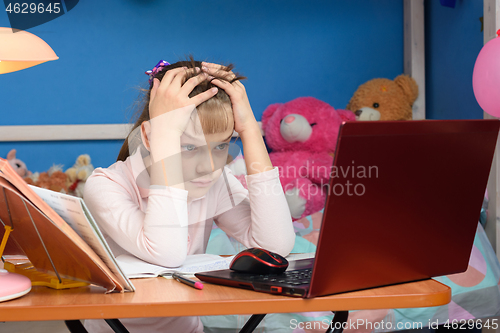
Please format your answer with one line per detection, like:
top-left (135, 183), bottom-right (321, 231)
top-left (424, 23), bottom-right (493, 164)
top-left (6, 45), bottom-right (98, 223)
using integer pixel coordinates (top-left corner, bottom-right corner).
top-left (196, 119), bottom-right (500, 298)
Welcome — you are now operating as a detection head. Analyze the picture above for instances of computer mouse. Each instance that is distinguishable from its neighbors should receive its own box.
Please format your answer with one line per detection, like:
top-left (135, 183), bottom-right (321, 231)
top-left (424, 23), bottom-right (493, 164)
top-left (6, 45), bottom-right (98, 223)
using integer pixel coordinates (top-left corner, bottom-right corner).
top-left (230, 248), bottom-right (289, 275)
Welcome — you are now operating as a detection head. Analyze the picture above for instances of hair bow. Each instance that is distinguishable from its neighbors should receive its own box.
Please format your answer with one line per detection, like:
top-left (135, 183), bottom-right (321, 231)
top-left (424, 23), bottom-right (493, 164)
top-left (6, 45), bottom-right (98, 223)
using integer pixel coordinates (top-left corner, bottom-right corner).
top-left (145, 60), bottom-right (170, 85)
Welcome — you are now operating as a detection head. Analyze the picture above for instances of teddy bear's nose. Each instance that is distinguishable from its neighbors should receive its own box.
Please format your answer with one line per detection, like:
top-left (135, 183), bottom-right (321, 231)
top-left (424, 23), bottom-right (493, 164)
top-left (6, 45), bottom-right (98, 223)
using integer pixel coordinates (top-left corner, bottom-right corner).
top-left (354, 110), bottom-right (363, 116)
top-left (284, 115), bottom-right (295, 124)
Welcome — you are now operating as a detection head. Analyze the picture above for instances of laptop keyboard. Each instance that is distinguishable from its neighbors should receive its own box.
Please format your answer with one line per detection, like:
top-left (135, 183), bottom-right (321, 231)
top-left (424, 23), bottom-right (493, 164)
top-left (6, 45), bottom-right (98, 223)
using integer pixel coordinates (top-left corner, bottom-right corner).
top-left (238, 268), bottom-right (312, 285)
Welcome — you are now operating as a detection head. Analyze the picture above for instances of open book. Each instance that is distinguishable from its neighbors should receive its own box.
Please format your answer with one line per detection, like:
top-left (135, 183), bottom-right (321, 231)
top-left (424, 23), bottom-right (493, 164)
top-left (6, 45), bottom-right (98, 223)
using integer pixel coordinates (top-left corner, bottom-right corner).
top-left (117, 254), bottom-right (234, 278)
top-left (0, 158), bottom-right (131, 293)
top-left (29, 185), bottom-right (135, 291)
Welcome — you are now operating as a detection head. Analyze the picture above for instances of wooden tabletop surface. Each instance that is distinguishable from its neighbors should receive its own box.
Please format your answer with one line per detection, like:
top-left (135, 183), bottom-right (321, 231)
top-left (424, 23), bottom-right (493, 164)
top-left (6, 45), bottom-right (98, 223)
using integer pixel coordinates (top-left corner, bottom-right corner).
top-left (0, 278), bottom-right (451, 321)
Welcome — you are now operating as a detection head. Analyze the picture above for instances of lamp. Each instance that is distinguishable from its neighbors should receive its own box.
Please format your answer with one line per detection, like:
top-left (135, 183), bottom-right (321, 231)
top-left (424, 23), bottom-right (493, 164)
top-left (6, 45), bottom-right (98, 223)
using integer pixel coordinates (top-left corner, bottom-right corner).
top-left (1, 225), bottom-right (31, 302)
top-left (0, 27), bottom-right (58, 74)
top-left (0, 27), bottom-right (58, 302)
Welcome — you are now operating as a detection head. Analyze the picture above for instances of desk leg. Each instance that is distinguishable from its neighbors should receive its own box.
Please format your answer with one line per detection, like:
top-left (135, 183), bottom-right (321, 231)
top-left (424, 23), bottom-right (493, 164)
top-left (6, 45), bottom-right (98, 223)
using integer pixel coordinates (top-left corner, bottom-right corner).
top-left (239, 314), bottom-right (266, 333)
top-left (104, 319), bottom-right (130, 333)
top-left (65, 319), bottom-right (130, 333)
top-left (65, 320), bottom-right (88, 333)
top-left (325, 311), bottom-right (349, 333)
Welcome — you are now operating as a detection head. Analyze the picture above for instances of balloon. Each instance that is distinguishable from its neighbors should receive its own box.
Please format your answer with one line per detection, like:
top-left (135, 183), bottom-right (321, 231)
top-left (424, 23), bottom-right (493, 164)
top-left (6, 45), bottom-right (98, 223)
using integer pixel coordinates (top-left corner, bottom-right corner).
top-left (473, 32), bottom-right (500, 117)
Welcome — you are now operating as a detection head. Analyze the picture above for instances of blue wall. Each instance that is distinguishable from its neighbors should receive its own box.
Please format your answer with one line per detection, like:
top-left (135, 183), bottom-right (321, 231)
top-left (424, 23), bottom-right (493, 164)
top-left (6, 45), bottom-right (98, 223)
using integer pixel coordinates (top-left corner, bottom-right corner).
top-left (424, 0), bottom-right (484, 119)
top-left (0, 0), bottom-right (404, 172)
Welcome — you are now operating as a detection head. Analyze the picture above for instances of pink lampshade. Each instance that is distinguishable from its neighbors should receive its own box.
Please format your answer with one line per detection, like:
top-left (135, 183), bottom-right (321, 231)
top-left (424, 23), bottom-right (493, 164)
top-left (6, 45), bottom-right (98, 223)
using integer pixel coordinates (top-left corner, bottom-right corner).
top-left (0, 269), bottom-right (31, 302)
top-left (0, 27), bottom-right (58, 74)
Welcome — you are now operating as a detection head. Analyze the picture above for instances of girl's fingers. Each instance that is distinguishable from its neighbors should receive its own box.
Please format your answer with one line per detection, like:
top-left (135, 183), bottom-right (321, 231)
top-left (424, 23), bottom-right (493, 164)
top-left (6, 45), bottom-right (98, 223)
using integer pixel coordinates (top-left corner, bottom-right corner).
top-left (202, 65), bottom-right (234, 76)
top-left (232, 79), bottom-right (246, 90)
top-left (201, 61), bottom-right (225, 70)
top-left (170, 67), bottom-right (201, 90)
top-left (209, 78), bottom-right (227, 86)
top-left (201, 62), bottom-right (235, 80)
top-left (210, 78), bottom-right (236, 95)
top-left (157, 67), bottom-right (186, 90)
top-left (189, 87), bottom-right (219, 106)
top-left (168, 67), bottom-right (192, 88)
top-left (201, 65), bottom-right (220, 75)
top-left (180, 71), bottom-right (208, 95)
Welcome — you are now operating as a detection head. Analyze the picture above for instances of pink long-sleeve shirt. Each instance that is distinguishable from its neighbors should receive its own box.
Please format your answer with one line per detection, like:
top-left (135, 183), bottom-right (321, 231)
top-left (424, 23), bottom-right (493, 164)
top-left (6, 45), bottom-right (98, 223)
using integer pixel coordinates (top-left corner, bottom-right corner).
top-left (83, 148), bottom-right (295, 333)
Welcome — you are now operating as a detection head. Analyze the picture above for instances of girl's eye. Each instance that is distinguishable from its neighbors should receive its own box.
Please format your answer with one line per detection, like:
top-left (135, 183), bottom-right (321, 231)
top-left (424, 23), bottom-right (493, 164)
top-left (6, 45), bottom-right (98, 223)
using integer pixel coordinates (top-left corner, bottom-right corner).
top-left (181, 144), bottom-right (197, 152)
top-left (214, 143), bottom-right (229, 150)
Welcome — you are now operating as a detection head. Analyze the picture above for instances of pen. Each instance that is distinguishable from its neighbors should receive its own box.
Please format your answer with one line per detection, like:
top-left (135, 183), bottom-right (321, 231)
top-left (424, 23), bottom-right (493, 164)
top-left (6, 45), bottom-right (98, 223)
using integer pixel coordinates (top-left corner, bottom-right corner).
top-left (172, 272), bottom-right (204, 290)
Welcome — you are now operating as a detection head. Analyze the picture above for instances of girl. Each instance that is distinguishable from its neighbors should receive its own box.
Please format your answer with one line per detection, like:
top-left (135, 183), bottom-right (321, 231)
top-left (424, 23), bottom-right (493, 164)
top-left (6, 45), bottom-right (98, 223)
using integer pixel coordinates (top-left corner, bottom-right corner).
top-left (83, 58), bottom-right (295, 332)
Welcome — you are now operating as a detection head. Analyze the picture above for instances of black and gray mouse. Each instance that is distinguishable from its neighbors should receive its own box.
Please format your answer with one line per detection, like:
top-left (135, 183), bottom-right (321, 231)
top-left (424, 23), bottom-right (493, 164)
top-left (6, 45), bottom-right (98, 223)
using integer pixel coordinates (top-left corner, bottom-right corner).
top-left (230, 248), bottom-right (289, 275)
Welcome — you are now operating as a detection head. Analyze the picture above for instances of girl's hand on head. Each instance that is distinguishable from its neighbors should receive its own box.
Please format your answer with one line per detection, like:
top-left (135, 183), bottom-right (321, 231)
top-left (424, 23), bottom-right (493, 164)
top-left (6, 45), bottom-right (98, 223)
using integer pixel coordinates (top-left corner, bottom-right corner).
top-left (148, 67), bottom-right (218, 132)
top-left (201, 62), bottom-right (258, 135)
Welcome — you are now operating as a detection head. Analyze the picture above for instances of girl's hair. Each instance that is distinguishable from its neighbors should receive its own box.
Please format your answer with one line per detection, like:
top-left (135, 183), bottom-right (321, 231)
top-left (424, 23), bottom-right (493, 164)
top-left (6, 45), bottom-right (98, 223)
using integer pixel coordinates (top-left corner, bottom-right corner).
top-left (117, 57), bottom-right (246, 162)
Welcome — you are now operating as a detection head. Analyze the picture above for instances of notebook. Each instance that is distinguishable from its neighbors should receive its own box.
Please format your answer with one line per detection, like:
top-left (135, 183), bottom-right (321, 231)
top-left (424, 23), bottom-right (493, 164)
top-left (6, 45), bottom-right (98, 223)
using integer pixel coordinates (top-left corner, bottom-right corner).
top-left (115, 253), bottom-right (234, 278)
top-left (196, 119), bottom-right (500, 298)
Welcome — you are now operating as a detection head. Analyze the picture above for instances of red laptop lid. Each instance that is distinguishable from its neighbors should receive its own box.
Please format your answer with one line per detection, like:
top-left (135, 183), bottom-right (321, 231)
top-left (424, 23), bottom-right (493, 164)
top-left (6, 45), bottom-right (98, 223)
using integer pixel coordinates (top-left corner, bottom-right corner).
top-left (308, 119), bottom-right (500, 297)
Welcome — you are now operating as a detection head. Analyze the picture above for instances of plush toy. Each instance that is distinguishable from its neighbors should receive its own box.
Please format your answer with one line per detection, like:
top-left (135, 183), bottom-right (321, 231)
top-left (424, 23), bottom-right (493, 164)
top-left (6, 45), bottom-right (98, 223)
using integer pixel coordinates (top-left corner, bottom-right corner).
top-left (25, 165), bottom-right (68, 193)
top-left (5, 149), bottom-right (31, 177)
top-left (261, 97), bottom-right (355, 220)
top-left (346, 75), bottom-right (418, 121)
top-left (65, 154), bottom-right (94, 198)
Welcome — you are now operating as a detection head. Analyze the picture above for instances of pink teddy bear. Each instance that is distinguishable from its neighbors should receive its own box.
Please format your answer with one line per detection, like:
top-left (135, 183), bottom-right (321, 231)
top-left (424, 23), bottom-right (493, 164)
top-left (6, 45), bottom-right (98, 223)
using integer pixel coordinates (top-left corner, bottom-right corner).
top-left (262, 97), bottom-right (355, 220)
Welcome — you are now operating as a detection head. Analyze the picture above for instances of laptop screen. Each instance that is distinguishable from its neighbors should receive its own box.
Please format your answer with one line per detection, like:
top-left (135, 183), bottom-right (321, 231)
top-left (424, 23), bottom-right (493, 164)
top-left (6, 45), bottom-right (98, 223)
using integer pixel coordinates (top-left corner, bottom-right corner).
top-left (309, 119), bottom-right (499, 297)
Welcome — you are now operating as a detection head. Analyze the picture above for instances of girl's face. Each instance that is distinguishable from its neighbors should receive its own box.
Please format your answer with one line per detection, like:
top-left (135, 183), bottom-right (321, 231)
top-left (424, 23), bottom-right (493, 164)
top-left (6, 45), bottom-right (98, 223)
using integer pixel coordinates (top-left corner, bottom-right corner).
top-left (180, 107), bottom-right (234, 199)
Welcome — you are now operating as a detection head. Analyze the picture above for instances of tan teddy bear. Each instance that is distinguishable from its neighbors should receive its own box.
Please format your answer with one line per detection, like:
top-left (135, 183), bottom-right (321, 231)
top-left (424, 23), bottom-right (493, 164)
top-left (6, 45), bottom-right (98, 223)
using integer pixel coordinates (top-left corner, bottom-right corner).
top-left (65, 154), bottom-right (94, 198)
top-left (346, 75), bottom-right (418, 121)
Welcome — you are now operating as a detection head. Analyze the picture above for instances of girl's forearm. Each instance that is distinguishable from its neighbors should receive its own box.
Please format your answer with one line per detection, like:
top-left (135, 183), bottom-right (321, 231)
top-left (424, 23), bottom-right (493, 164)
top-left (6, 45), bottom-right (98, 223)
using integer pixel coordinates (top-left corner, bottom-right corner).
top-left (239, 121), bottom-right (273, 175)
top-left (149, 132), bottom-right (185, 190)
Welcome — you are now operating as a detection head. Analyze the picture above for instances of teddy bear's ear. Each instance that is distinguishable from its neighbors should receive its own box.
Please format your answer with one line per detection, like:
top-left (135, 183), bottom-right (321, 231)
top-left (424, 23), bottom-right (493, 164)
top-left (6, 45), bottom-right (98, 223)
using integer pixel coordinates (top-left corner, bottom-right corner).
top-left (394, 75), bottom-right (419, 105)
top-left (7, 149), bottom-right (16, 160)
top-left (261, 103), bottom-right (282, 132)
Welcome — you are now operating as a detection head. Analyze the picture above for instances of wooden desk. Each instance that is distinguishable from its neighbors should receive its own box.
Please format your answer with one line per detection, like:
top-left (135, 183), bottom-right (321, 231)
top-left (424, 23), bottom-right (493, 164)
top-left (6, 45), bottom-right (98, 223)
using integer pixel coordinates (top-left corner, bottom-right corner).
top-left (0, 278), bottom-right (450, 322)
